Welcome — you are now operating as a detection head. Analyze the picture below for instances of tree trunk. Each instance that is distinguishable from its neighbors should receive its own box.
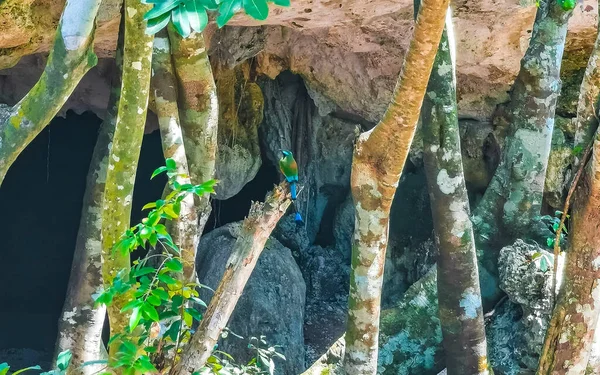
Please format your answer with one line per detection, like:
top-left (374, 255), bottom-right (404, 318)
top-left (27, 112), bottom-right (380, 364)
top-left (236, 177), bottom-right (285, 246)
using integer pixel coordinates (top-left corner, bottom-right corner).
top-left (172, 184), bottom-right (291, 375)
top-left (168, 30), bottom-right (218, 234)
top-left (421, 10), bottom-right (489, 375)
top-left (472, 0), bottom-right (573, 307)
top-left (536, 129), bottom-right (600, 375)
top-left (101, 0), bottom-right (153, 356)
top-left (343, 0), bottom-right (449, 373)
top-left (537, 24), bottom-right (600, 375)
top-left (54, 22), bottom-right (124, 371)
top-left (0, 0), bottom-right (102, 185)
top-left (151, 30), bottom-right (199, 283)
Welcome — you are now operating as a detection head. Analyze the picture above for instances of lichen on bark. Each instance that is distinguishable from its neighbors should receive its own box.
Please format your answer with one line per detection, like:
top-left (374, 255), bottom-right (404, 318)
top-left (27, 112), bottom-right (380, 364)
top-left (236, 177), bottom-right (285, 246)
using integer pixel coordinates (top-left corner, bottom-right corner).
top-left (343, 0), bottom-right (450, 373)
top-left (0, 0), bottom-right (102, 185)
top-left (167, 29), bottom-right (218, 236)
top-left (54, 20), bottom-right (124, 371)
top-left (421, 8), bottom-right (489, 375)
top-left (151, 30), bottom-right (199, 283)
top-left (472, 0), bottom-right (573, 308)
top-left (100, 0), bottom-right (153, 356)
top-left (537, 24), bottom-right (600, 375)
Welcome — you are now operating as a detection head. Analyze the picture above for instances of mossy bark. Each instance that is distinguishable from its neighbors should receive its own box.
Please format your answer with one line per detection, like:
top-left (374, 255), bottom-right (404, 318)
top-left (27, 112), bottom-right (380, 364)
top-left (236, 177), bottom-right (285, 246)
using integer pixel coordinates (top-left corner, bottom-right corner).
top-left (0, 0), bottom-right (102, 185)
top-left (472, 0), bottom-right (573, 308)
top-left (573, 29), bottom-right (600, 160)
top-left (168, 29), bottom-right (218, 234)
top-left (421, 12), bottom-right (489, 375)
top-left (54, 19), bottom-right (124, 371)
top-left (343, 0), bottom-right (449, 373)
top-left (151, 30), bottom-right (199, 283)
top-left (101, 0), bottom-right (153, 357)
top-left (537, 27), bottom-right (600, 375)
top-left (172, 184), bottom-right (291, 375)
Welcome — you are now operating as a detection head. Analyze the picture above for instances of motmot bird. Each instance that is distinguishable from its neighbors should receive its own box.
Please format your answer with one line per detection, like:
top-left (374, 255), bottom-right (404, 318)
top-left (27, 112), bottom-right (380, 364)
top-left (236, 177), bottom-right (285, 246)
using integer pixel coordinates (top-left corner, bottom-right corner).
top-left (279, 150), bottom-right (303, 223)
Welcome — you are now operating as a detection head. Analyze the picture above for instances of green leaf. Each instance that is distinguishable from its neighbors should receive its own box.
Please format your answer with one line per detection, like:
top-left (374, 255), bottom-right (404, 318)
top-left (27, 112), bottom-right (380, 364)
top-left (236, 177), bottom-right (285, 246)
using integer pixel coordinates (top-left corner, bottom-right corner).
top-left (155, 224), bottom-right (168, 235)
top-left (151, 166), bottom-right (168, 179)
top-left (163, 205), bottom-right (179, 219)
top-left (134, 267), bottom-right (156, 277)
top-left (216, 0), bottom-right (242, 27)
top-left (540, 256), bottom-right (548, 272)
top-left (546, 237), bottom-right (554, 248)
top-left (158, 273), bottom-right (178, 285)
top-left (121, 299), bottom-right (143, 312)
top-left (94, 291), bottom-right (114, 306)
top-left (12, 366), bottom-right (42, 375)
top-left (56, 350), bottom-right (72, 371)
top-left (166, 158), bottom-right (177, 171)
top-left (0, 364), bottom-right (9, 375)
top-left (184, 311), bottom-right (193, 327)
top-left (165, 258), bottom-right (183, 272)
top-left (167, 319), bottom-right (182, 341)
top-left (185, 307), bottom-right (203, 321)
top-left (142, 202), bottom-right (157, 211)
top-left (270, 0), bottom-right (289, 5)
top-left (129, 307), bottom-right (142, 331)
top-left (152, 288), bottom-right (170, 301)
top-left (557, 0), bottom-right (576, 11)
top-left (191, 296), bottom-right (208, 308)
top-left (243, 0), bottom-right (268, 20)
top-left (149, 232), bottom-right (158, 247)
top-left (196, 0), bottom-right (219, 10)
top-left (142, 303), bottom-right (160, 322)
top-left (186, 0), bottom-right (209, 33)
top-left (147, 294), bottom-right (162, 306)
top-left (144, 0), bottom-right (180, 20)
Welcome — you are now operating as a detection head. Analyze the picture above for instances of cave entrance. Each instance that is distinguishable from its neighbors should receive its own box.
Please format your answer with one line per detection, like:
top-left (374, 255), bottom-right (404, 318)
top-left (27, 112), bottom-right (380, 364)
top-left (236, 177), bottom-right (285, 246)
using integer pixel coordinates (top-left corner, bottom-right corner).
top-left (0, 111), bottom-right (166, 365)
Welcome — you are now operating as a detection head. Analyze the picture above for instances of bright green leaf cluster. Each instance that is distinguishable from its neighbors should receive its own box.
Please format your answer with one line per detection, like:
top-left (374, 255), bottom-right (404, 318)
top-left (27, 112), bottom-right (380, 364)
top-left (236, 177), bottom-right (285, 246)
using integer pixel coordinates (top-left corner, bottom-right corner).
top-left (143, 0), bottom-right (292, 37)
top-left (557, 0), bottom-right (576, 11)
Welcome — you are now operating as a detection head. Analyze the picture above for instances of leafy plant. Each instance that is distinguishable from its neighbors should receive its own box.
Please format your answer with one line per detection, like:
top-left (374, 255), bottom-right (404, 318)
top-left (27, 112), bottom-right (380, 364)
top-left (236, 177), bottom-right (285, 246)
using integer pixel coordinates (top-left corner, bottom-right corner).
top-left (94, 158), bottom-right (216, 374)
top-left (198, 335), bottom-right (286, 375)
top-left (143, 0), bottom-right (291, 38)
top-left (531, 251), bottom-right (553, 273)
top-left (0, 350), bottom-right (87, 375)
top-left (544, 210), bottom-right (569, 249)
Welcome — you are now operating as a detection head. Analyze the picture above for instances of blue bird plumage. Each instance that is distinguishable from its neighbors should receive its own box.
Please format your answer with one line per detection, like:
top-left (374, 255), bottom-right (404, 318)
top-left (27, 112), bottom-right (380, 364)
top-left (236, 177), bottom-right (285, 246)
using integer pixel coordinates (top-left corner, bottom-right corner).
top-left (279, 150), bottom-right (303, 224)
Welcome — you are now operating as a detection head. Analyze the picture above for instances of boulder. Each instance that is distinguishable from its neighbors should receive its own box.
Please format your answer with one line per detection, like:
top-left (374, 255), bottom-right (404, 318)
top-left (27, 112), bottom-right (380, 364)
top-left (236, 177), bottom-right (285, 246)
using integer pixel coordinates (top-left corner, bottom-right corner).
top-left (196, 224), bottom-right (307, 374)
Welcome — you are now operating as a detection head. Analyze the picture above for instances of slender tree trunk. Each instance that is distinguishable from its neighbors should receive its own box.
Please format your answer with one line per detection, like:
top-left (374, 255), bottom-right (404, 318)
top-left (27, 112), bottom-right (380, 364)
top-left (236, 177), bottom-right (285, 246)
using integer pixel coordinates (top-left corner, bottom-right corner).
top-left (472, 0), bottom-right (573, 307)
top-left (54, 17), bottom-right (124, 371)
top-left (536, 129), bottom-right (600, 375)
top-left (421, 9), bottom-right (489, 375)
top-left (0, 0), bottom-right (102, 185)
top-left (172, 184), bottom-right (291, 375)
top-left (101, 0), bottom-right (153, 356)
top-left (537, 25), bottom-right (600, 375)
top-left (168, 30), bottom-right (218, 234)
top-left (151, 30), bottom-right (199, 283)
top-left (343, 0), bottom-right (449, 373)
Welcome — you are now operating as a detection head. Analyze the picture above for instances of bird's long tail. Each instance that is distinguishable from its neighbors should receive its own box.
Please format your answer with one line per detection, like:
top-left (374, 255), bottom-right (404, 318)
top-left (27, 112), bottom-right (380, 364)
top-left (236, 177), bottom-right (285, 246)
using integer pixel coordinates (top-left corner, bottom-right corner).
top-left (290, 182), bottom-right (303, 224)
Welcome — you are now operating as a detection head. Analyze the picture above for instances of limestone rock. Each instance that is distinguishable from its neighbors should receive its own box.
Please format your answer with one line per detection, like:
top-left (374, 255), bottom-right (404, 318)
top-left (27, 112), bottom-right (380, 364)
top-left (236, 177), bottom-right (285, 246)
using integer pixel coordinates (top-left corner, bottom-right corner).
top-left (497, 239), bottom-right (554, 372)
top-left (196, 224), bottom-right (306, 374)
top-left (214, 64), bottom-right (263, 199)
top-left (1, 0), bottom-right (597, 123)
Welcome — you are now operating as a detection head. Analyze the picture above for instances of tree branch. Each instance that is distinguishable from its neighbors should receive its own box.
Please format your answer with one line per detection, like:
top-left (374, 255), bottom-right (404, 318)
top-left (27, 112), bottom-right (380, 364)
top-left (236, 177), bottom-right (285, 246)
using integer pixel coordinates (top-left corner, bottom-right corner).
top-left (0, 0), bottom-right (102, 185)
top-left (172, 183), bottom-right (291, 375)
